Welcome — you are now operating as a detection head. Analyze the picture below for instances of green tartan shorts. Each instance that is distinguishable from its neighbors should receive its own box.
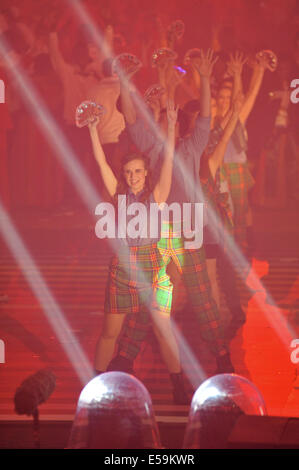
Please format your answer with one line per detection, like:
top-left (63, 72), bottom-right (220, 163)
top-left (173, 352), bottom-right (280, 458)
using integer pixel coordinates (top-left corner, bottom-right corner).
top-left (104, 243), bottom-right (173, 315)
top-left (223, 162), bottom-right (255, 225)
top-left (223, 162), bottom-right (255, 249)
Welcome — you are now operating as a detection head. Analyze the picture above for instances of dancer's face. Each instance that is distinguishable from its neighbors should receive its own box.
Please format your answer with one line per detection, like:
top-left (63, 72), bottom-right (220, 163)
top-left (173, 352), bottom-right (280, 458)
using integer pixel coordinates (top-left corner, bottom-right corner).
top-left (217, 88), bottom-right (232, 117)
top-left (123, 159), bottom-right (148, 195)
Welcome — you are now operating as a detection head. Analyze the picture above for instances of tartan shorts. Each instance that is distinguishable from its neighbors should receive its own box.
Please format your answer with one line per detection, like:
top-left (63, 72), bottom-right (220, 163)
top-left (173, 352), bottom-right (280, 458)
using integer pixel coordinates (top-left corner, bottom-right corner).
top-left (157, 237), bottom-right (226, 350)
top-left (104, 243), bottom-right (173, 315)
top-left (223, 162), bottom-right (255, 250)
top-left (223, 162), bottom-right (255, 226)
top-left (118, 232), bottom-right (228, 359)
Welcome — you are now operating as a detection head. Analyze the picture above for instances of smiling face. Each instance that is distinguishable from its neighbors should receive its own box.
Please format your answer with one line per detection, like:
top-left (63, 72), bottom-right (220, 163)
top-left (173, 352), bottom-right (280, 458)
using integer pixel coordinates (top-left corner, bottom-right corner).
top-left (123, 159), bottom-right (148, 194)
top-left (217, 87), bottom-right (232, 117)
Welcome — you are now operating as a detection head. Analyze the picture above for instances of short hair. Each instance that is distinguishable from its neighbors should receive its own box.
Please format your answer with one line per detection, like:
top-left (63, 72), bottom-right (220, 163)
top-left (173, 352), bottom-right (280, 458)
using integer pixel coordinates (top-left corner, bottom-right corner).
top-left (178, 100), bottom-right (201, 138)
top-left (121, 152), bottom-right (149, 169)
top-left (183, 99), bottom-right (201, 114)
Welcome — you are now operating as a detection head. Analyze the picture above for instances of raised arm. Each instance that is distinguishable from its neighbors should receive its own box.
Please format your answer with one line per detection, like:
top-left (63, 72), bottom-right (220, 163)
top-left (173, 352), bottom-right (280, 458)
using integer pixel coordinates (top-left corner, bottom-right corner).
top-left (120, 81), bottom-right (164, 156)
top-left (208, 93), bottom-right (243, 179)
top-left (180, 50), bottom-right (218, 156)
top-left (118, 67), bottom-right (138, 125)
top-left (88, 118), bottom-right (117, 198)
top-left (217, 51), bottom-right (247, 130)
top-left (117, 61), bottom-right (166, 163)
top-left (166, 65), bottom-right (185, 102)
top-left (153, 101), bottom-right (178, 205)
top-left (156, 17), bottom-right (168, 48)
top-left (91, 24), bottom-right (115, 74)
top-left (227, 51), bottom-right (247, 101)
top-left (193, 49), bottom-right (218, 118)
top-left (103, 24), bottom-right (114, 58)
top-left (48, 31), bottom-right (70, 77)
top-left (238, 55), bottom-right (267, 125)
top-left (157, 61), bottom-right (170, 108)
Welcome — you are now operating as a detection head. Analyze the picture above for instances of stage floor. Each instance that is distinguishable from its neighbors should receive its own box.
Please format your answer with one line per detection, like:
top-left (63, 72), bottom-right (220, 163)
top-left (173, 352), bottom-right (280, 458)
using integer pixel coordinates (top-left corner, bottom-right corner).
top-left (0, 204), bottom-right (299, 431)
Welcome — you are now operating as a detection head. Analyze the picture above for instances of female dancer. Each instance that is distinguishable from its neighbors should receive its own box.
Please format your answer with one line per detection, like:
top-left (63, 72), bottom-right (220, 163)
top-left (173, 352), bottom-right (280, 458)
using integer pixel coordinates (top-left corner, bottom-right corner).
top-left (201, 92), bottom-right (243, 311)
top-left (213, 52), bottom-right (268, 256)
top-left (88, 100), bottom-right (188, 403)
top-left (208, 51), bottom-right (268, 338)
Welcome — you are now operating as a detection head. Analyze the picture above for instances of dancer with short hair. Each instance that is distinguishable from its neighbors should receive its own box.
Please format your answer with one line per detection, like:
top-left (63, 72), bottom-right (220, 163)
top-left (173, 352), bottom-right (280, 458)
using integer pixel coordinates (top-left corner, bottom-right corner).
top-left (88, 100), bottom-right (189, 404)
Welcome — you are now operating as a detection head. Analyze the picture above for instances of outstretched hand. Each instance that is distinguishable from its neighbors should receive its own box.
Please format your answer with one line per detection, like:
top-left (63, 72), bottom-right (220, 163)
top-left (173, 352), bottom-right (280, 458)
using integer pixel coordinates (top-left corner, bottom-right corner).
top-left (116, 65), bottom-right (139, 82)
top-left (255, 54), bottom-right (269, 70)
top-left (226, 51), bottom-right (247, 77)
top-left (193, 49), bottom-right (218, 78)
top-left (112, 54), bottom-right (142, 84)
top-left (87, 114), bottom-right (100, 130)
top-left (248, 53), bottom-right (269, 71)
top-left (148, 95), bottom-right (161, 111)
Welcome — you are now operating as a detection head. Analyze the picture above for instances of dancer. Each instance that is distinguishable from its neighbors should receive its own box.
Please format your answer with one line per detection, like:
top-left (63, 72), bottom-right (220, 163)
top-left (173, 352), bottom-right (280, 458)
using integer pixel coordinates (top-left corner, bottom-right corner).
top-left (201, 91), bottom-right (245, 340)
top-left (209, 52), bottom-right (268, 337)
top-left (213, 52), bottom-right (268, 256)
top-left (88, 100), bottom-right (188, 404)
top-left (108, 49), bottom-right (234, 377)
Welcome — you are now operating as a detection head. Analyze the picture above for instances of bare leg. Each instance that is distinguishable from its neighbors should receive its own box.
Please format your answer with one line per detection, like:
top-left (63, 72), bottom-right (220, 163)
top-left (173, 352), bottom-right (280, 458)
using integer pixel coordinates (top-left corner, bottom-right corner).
top-left (167, 260), bottom-right (184, 312)
top-left (151, 309), bottom-right (181, 373)
top-left (94, 314), bottom-right (127, 371)
top-left (151, 309), bottom-right (189, 404)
